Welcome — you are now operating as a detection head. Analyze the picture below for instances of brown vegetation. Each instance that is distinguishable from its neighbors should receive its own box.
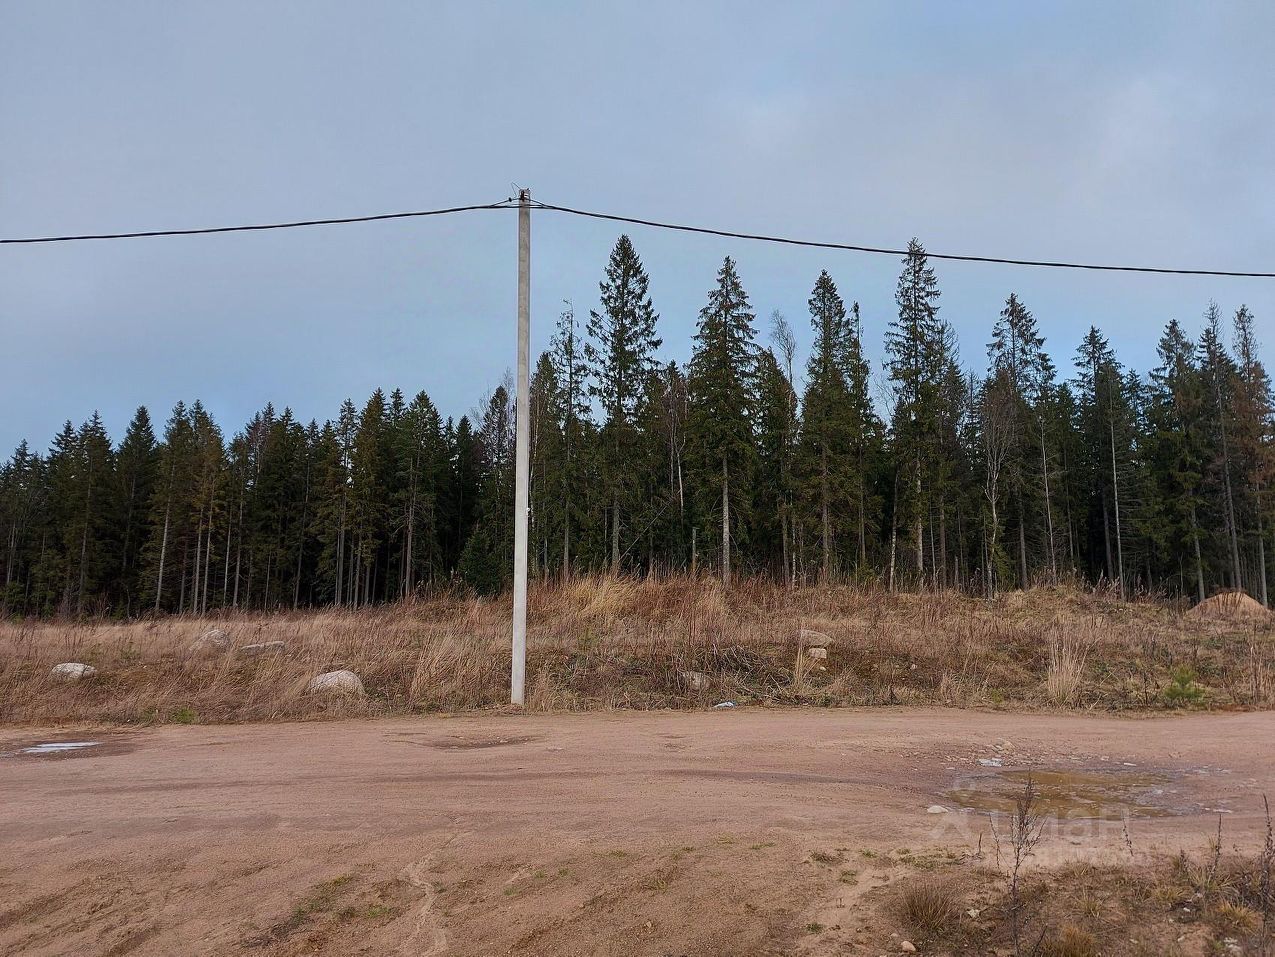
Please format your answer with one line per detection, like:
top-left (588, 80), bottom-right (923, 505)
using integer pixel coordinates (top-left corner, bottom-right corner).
top-left (877, 842), bottom-right (1275, 957)
top-left (2, 576), bottom-right (1274, 725)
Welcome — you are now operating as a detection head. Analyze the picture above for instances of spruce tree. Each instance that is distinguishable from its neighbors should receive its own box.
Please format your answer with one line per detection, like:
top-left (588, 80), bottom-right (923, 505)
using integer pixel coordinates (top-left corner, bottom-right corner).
top-left (1232, 306), bottom-right (1272, 603)
top-left (1199, 303), bottom-right (1244, 591)
top-left (548, 304), bottom-right (592, 574)
top-left (115, 408), bottom-right (158, 614)
top-left (687, 257), bottom-right (758, 586)
top-left (885, 240), bottom-right (955, 582)
top-left (1145, 320), bottom-right (1208, 599)
top-left (797, 270), bottom-right (856, 578)
top-left (584, 235), bottom-right (661, 572)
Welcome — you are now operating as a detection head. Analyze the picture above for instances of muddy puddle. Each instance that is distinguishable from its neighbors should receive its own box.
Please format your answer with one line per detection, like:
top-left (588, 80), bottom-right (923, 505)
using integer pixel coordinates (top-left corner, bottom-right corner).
top-left (1, 735), bottom-right (136, 760)
top-left (946, 768), bottom-right (1183, 820)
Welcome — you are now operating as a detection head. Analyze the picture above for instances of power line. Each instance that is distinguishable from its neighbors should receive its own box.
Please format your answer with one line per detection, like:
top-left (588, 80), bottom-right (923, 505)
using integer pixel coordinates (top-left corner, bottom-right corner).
top-left (0, 200), bottom-right (516, 244)
top-left (527, 199), bottom-right (1275, 279)
top-left (2, 193), bottom-right (1271, 278)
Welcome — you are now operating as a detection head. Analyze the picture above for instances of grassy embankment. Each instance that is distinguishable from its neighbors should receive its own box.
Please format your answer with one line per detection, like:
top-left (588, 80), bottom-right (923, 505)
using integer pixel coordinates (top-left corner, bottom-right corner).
top-left (1, 576), bottom-right (1272, 724)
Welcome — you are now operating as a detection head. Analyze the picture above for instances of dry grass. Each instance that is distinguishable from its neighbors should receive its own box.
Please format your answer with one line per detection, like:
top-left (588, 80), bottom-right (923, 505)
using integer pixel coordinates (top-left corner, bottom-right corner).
top-left (894, 878), bottom-right (961, 942)
top-left (1037, 925), bottom-right (1099, 957)
top-left (881, 841), bottom-right (1275, 957)
top-left (1046, 634), bottom-right (1090, 706)
top-left (1, 575), bottom-right (1274, 725)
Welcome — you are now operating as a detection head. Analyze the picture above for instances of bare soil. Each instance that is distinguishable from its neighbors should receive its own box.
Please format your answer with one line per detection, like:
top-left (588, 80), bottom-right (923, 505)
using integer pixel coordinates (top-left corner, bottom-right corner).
top-left (3, 708), bottom-right (1273, 955)
top-left (1186, 589), bottom-right (1272, 622)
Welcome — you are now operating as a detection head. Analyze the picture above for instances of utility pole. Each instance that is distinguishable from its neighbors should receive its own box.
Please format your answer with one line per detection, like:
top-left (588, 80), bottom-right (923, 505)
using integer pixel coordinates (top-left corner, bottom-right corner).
top-left (511, 188), bottom-right (531, 705)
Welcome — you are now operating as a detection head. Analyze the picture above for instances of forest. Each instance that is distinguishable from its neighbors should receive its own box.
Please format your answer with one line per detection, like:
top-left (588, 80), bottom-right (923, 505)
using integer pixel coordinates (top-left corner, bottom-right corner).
top-left (1, 237), bottom-right (1271, 617)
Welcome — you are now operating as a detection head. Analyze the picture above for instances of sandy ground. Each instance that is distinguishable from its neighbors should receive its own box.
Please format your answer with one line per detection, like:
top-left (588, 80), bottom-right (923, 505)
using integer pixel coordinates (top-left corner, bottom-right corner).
top-left (2, 707), bottom-right (1273, 956)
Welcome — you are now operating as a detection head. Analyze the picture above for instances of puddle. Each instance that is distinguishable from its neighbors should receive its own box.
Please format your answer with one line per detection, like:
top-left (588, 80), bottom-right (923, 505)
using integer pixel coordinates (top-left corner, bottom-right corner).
top-left (3, 736), bottom-right (135, 760)
top-left (421, 735), bottom-right (541, 751)
top-left (11, 741), bottom-right (100, 756)
top-left (946, 769), bottom-right (1182, 820)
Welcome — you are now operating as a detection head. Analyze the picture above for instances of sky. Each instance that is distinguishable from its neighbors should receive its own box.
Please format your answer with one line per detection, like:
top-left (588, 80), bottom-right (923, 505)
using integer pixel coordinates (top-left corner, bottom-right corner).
top-left (2, 1), bottom-right (1273, 454)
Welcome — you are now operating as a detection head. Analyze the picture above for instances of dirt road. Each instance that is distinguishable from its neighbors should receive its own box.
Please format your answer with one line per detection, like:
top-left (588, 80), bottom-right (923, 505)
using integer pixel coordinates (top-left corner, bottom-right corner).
top-left (2, 708), bottom-right (1272, 956)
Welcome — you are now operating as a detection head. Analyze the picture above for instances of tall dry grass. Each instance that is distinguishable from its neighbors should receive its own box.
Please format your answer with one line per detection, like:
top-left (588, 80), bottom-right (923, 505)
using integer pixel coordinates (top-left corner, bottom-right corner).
top-left (1046, 632), bottom-right (1091, 706)
top-left (1, 575), bottom-right (1272, 725)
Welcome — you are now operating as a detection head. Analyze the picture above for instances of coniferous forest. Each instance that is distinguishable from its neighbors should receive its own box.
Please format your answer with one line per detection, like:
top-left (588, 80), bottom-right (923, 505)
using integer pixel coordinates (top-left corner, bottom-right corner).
top-left (2, 237), bottom-right (1271, 617)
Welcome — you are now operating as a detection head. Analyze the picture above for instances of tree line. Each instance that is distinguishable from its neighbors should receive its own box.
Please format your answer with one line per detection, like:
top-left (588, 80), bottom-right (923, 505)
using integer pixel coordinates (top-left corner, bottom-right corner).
top-left (2, 237), bottom-right (1271, 616)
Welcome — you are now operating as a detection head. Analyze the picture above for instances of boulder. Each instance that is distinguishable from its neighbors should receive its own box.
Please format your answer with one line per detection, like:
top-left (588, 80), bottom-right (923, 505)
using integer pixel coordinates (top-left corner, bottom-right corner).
top-left (237, 640), bottom-right (286, 658)
top-left (799, 629), bottom-right (832, 648)
top-left (307, 670), bottom-right (365, 696)
top-left (805, 646), bottom-right (828, 661)
top-left (189, 628), bottom-right (230, 655)
top-left (50, 662), bottom-right (97, 681)
top-left (679, 670), bottom-right (709, 691)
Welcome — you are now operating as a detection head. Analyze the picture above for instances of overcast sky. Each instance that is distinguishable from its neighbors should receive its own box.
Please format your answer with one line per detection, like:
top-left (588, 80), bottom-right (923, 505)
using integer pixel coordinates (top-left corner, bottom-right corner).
top-left (2, 2), bottom-right (1272, 453)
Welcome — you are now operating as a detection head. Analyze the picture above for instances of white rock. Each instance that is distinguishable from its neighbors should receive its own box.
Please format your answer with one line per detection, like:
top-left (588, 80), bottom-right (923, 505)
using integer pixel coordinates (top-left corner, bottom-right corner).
top-left (806, 647), bottom-right (828, 660)
top-left (238, 640), bottom-right (286, 657)
top-left (799, 629), bottom-right (832, 648)
top-left (50, 662), bottom-right (97, 681)
top-left (900, 942), bottom-right (917, 954)
top-left (307, 669), bottom-right (365, 696)
top-left (189, 628), bottom-right (230, 655)
top-left (926, 804), bottom-right (951, 814)
top-left (679, 670), bottom-right (709, 691)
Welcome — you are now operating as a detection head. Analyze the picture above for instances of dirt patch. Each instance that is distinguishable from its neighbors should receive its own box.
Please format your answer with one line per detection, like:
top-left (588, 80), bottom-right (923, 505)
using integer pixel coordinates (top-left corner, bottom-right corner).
top-left (3, 709), bottom-right (1274, 955)
top-left (1186, 590), bottom-right (1272, 622)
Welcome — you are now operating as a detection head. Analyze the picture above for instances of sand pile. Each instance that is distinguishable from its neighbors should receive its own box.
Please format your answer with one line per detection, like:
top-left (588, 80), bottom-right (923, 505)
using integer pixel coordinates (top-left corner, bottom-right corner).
top-left (1186, 591), bottom-right (1271, 622)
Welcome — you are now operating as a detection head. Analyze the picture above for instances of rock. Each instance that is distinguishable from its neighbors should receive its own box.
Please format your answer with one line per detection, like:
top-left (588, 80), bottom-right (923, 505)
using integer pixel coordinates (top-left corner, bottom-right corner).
top-left (50, 662), bottom-right (97, 681)
top-left (189, 628), bottom-right (230, 655)
top-left (926, 804), bottom-right (951, 814)
top-left (237, 641), bottom-right (286, 657)
top-left (806, 647), bottom-right (828, 661)
top-left (307, 670), bottom-right (365, 696)
top-left (900, 942), bottom-right (917, 954)
top-left (800, 629), bottom-right (831, 648)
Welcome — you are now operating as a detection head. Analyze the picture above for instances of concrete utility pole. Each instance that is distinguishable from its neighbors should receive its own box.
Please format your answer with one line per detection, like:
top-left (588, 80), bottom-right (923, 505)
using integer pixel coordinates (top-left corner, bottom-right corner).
top-left (511, 188), bottom-right (531, 706)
